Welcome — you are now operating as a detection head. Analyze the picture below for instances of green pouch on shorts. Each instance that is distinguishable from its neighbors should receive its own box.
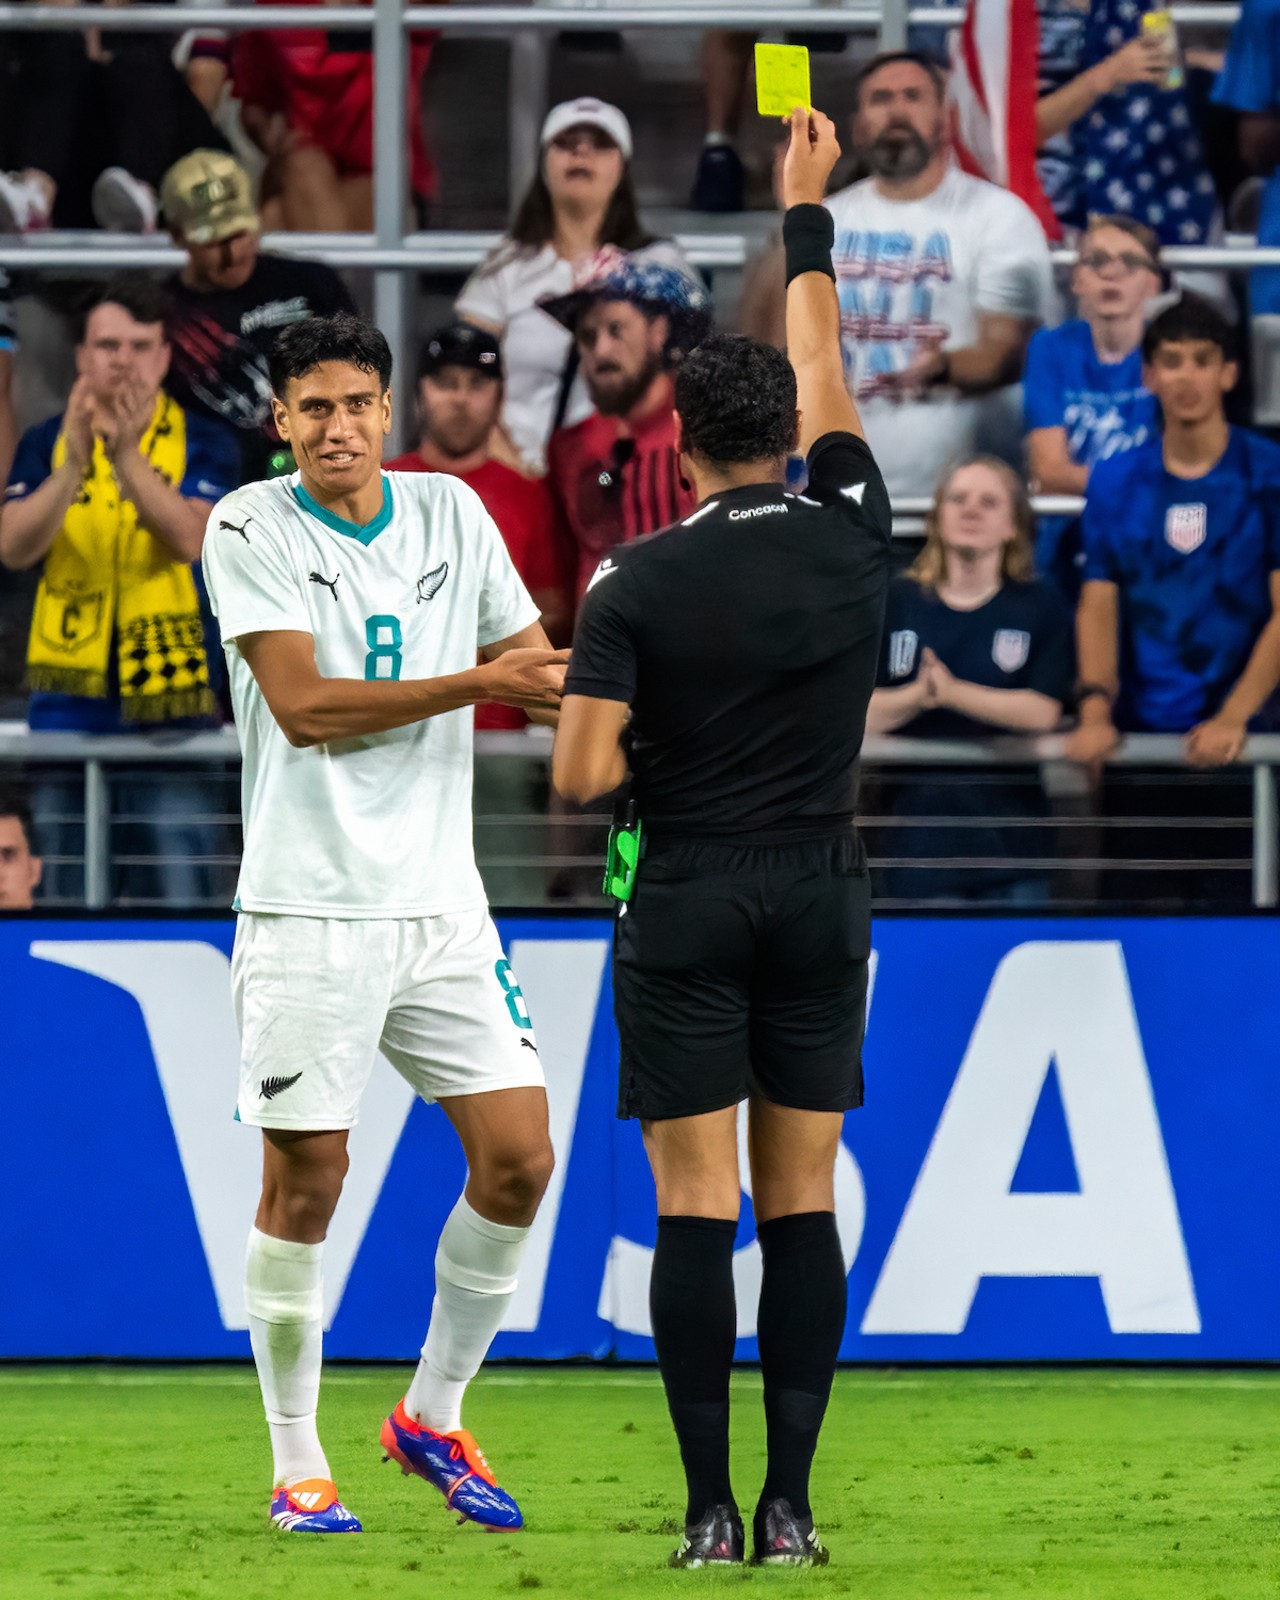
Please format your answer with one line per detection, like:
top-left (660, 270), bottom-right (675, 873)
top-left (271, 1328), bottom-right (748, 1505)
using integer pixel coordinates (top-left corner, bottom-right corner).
top-left (604, 812), bottom-right (643, 904)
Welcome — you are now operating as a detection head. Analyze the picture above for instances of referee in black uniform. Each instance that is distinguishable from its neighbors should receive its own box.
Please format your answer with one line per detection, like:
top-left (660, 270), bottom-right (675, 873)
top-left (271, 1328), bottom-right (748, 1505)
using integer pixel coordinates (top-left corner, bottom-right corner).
top-left (553, 108), bottom-right (890, 1569)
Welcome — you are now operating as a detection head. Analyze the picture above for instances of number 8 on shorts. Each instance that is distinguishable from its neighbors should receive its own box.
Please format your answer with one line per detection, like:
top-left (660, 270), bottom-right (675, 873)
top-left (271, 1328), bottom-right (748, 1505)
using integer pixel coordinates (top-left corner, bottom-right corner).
top-left (495, 958), bottom-right (532, 1029)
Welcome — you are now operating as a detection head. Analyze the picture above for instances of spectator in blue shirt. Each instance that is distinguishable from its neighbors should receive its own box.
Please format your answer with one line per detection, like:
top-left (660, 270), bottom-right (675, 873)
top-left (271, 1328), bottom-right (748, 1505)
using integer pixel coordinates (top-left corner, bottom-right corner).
top-left (1068, 296), bottom-right (1280, 769)
top-left (866, 456), bottom-right (1074, 903)
top-left (1024, 214), bottom-right (1162, 599)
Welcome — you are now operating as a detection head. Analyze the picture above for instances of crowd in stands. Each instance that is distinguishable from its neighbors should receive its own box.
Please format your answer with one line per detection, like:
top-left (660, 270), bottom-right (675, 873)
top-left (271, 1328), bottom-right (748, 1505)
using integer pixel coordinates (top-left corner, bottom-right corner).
top-left (4, 4), bottom-right (1280, 910)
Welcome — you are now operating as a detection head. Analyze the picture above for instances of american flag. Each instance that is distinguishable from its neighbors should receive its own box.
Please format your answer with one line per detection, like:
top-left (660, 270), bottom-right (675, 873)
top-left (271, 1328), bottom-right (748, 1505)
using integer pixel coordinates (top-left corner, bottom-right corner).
top-left (949, 0), bottom-right (1062, 240)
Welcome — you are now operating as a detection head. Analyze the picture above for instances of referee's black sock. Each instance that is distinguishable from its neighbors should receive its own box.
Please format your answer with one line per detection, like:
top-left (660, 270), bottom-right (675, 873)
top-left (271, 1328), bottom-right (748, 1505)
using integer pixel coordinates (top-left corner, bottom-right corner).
top-left (755, 1210), bottom-right (847, 1524)
top-left (650, 1214), bottom-right (739, 1524)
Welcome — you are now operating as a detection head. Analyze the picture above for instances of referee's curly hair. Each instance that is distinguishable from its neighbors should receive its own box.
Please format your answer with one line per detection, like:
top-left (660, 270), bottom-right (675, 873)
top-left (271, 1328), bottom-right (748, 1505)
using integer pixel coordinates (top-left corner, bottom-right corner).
top-left (674, 334), bottom-right (798, 466)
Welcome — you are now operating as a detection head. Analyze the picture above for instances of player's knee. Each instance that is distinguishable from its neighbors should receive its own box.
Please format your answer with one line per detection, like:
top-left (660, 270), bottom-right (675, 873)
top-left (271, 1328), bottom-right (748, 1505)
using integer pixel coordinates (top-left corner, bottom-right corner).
top-left (475, 1140), bottom-right (554, 1221)
top-left (259, 1147), bottom-right (347, 1237)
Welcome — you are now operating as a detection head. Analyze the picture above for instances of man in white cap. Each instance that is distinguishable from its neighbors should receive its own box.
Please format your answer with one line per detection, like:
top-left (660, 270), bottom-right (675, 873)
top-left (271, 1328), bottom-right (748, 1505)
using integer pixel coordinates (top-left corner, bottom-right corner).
top-left (160, 150), bottom-right (357, 484)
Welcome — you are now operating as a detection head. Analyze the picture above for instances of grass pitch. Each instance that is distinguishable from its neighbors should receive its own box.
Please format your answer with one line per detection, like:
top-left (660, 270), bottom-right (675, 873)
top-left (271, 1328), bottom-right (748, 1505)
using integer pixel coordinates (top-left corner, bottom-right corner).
top-left (2, 1366), bottom-right (1278, 1600)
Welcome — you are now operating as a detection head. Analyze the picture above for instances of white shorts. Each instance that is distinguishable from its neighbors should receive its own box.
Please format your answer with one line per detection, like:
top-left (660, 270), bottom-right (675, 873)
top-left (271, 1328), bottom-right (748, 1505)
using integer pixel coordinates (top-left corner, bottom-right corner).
top-left (231, 908), bottom-right (545, 1129)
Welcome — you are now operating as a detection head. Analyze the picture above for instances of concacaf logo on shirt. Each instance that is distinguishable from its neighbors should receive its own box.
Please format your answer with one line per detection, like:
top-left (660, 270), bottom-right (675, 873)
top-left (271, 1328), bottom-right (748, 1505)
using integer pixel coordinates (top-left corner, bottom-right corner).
top-left (1165, 502), bottom-right (1207, 555)
top-left (887, 629), bottom-right (919, 679)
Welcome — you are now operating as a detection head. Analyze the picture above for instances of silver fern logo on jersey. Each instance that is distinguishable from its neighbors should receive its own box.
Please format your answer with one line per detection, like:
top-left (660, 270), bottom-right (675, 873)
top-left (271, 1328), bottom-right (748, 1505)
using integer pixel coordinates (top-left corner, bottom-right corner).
top-left (416, 562), bottom-right (449, 603)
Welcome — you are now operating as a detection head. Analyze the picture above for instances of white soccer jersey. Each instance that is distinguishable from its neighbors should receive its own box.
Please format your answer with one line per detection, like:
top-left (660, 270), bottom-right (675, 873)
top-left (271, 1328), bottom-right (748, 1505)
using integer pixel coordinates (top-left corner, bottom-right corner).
top-left (203, 469), bottom-right (539, 918)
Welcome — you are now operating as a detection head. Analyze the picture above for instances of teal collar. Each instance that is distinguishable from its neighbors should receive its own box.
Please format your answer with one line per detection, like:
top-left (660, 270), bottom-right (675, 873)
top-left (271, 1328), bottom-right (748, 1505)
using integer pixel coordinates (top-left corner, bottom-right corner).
top-left (292, 474), bottom-right (394, 545)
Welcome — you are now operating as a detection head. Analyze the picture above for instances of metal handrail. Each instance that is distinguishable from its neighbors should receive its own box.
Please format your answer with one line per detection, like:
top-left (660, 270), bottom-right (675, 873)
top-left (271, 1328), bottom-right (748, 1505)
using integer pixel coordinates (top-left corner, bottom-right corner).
top-left (0, 230), bottom-right (752, 271)
top-left (2, 727), bottom-right (1274, 906)
top-left (8, 237), bottom-right (1280, 272)
top-left (0, 2), bottom-right (1237, 28)
top-left (3, 726), bottom-right (1279, 764)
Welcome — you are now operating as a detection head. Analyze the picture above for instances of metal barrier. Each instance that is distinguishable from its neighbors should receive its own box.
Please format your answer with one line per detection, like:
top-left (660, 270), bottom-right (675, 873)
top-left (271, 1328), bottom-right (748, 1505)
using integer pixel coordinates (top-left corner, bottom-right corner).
top-left (2, 725), bottom-right (1276, 910)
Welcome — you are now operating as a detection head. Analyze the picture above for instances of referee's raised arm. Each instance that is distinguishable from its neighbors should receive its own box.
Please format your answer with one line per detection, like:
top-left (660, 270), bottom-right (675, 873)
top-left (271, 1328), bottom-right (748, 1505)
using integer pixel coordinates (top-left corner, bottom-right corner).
top-left (780, 108), bottom-right (865, 453)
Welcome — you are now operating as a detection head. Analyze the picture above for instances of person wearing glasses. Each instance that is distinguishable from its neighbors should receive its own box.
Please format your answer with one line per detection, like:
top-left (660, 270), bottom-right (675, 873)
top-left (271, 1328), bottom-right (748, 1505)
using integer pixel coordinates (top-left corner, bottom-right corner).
top-left (540, 259), bottom-right (712, 601)
top-left (1024, 214), bottom-right (1162, 600)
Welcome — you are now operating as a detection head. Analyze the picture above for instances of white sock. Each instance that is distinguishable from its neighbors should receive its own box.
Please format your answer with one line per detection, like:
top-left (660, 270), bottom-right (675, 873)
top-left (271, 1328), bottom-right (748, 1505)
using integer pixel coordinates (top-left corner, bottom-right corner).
top-left (244, 1226), bottom-right (330, 1488)
top-left (405, 1196), bottom-right (530, 1434)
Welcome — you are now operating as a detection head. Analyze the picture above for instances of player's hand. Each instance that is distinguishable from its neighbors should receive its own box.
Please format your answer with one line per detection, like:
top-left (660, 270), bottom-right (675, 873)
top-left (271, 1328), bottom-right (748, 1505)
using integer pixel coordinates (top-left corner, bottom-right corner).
top-left (780, 106), bottom-right (841, 210)
top-left (63, 378), bottom-right (96, 475)
top-left (1184, 714), bottom-right (1246, 768)
top-left (1064, 715), bottom-right (1121, 769)
top-left (480, 647), bottom-right (571, 712)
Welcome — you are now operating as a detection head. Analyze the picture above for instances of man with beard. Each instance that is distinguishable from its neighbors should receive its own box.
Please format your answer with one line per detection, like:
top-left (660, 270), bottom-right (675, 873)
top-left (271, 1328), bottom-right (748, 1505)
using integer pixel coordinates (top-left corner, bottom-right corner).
top-left (386, 323), bottom-right (571, 669)
top-left (541, 259), bottom-right (712, 598)
top-left (827, 52), bottom-right (1052, 500)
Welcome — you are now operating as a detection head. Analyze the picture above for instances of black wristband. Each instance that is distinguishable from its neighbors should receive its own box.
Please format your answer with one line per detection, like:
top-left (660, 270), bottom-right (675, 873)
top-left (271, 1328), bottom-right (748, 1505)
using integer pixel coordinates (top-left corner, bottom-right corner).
top-left (783, 203), bottom-right (835, 286)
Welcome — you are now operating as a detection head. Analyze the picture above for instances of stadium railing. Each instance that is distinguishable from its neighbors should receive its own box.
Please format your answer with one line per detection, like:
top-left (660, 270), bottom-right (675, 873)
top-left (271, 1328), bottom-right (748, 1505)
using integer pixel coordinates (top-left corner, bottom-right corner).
top-left (1, 724), bottom-right (1275, 911)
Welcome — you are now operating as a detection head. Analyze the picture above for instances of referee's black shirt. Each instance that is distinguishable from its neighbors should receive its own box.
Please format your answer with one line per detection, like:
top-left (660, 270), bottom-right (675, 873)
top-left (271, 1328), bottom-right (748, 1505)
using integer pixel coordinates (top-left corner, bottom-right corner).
top-left (563, 430), bottom-right (892, 841)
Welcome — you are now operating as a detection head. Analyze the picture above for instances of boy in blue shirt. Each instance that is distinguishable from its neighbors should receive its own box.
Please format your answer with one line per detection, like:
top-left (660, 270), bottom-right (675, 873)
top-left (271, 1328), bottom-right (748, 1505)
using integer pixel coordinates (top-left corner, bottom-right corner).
top-left (1023, 214), bottom-right (1161, 599)
top-left (1068, 297), bottom-right (1280, 769)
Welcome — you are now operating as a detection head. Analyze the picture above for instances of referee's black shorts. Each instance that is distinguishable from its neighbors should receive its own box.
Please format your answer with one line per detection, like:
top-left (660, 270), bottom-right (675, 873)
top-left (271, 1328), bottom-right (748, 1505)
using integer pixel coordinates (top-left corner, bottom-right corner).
top-left (613, 831), bottom-right (871, 1121)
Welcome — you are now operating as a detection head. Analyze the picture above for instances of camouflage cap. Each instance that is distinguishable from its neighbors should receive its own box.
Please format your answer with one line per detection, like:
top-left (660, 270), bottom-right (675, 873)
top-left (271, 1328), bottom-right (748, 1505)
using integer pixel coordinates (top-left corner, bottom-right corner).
top-left (160, 150), bottom-right (260, 245)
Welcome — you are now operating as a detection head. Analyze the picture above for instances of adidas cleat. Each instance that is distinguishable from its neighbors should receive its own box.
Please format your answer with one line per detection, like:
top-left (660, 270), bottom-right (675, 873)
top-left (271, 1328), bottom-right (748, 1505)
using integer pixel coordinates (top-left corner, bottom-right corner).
top-left (668, 1502), bottom-right (744, 1567)
top-left (751, 1497), bottom-right (829, 1566)
top-left (269, 1478), bottom-right (362, 1533)
top-left (380, 1399), bottom-right (523, 1530)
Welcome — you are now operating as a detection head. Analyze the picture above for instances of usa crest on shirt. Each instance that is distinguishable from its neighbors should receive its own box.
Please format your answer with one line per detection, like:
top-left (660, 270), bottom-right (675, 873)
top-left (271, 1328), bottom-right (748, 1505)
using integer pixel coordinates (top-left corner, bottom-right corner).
top-left (1165, 502), bottom-right (1207, 555)
top-left (992, 629), bottom-right (1030, 673)
top-left (887, 629), bottom-right (919, 679)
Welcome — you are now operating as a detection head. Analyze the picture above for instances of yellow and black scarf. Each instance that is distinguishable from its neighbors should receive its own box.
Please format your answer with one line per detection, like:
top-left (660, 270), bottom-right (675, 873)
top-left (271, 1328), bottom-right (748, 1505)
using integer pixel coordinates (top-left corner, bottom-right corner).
top-left (26, 393), bottom-right (215, 723)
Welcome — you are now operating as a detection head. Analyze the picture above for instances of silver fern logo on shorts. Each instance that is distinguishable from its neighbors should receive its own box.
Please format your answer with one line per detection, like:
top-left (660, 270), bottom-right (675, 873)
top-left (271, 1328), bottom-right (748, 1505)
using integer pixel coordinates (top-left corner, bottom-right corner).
top-left (260, 1072), bottom-right (303, 1100)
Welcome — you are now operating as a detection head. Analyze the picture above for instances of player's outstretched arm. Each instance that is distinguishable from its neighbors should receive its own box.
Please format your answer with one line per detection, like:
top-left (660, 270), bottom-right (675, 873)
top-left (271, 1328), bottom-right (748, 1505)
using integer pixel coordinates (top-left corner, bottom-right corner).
top-left (238, 628), bottom-right (568, 748)
top-left (482, 620), bottom-right (566, 728)
top-left (781, 106), bottom-right (864, 454)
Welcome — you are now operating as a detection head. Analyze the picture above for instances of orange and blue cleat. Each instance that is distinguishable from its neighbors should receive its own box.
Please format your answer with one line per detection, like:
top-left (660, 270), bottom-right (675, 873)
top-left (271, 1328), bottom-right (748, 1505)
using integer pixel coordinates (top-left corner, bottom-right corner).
top-left (380, 1399), bottom-right (523, 1530)
top-left (269, 1477), bottom-right (362, 1534)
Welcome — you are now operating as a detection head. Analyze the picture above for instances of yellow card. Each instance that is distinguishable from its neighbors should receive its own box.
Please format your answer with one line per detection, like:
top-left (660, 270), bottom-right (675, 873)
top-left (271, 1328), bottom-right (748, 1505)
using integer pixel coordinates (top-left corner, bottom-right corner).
top-left (754, 42), bottom-right (811, 118)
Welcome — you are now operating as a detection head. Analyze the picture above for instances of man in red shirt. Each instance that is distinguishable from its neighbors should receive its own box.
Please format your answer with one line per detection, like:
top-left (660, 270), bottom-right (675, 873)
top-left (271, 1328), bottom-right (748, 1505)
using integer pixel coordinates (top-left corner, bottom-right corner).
top-left (542, 259), bottom-right (712, 597)
top-left (387, 322), bottom-right (571, 731)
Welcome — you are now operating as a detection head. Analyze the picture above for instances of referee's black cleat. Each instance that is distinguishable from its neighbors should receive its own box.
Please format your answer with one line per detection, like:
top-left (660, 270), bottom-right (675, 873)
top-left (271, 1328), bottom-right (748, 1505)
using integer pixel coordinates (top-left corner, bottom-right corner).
top-left (751, 1498), bottom-right (830, 1566)
top-left (668, 1503), bottom-right (745, 1567)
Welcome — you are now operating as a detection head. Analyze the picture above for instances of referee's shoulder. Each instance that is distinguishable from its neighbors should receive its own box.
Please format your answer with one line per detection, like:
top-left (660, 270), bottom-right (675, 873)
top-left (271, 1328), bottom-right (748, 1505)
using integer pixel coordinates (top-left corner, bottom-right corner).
top-left (582, 519), bottom-right (686, 597)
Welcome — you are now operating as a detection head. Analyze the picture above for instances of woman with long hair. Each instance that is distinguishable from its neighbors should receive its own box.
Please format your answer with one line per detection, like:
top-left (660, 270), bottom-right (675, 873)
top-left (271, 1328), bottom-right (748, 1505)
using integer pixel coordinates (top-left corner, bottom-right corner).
top-left (456, 97), bottom-right (695, 473)
top-left (865, 457), bottom-right (1075, 904)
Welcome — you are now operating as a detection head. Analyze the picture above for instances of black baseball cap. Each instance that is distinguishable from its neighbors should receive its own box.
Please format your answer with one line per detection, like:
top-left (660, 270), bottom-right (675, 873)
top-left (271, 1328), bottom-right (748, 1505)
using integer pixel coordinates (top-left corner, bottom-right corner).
top-left (418, 323), bottom-right (503, 381)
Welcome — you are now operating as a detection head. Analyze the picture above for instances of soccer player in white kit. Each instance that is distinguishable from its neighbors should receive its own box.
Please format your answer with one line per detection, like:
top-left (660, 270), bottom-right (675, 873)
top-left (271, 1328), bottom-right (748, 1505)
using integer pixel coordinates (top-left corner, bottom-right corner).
top-left (202, 314), bottom-right (568, 1535)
